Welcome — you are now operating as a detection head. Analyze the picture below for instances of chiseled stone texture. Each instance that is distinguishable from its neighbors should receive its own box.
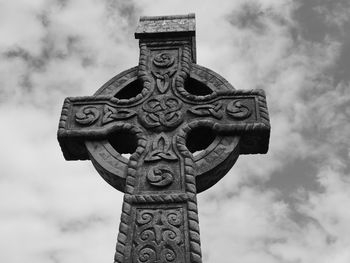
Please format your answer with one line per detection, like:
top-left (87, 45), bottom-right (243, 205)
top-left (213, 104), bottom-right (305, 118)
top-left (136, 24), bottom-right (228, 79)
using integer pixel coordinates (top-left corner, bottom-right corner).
top-left (135, 14), bottom-right (195, 35)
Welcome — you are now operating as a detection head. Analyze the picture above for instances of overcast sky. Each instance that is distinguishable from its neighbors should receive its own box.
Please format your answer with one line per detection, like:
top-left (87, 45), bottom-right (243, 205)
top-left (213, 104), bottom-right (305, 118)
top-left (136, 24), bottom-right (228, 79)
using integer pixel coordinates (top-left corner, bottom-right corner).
top-left (1, 0), bottom-right (350, 262)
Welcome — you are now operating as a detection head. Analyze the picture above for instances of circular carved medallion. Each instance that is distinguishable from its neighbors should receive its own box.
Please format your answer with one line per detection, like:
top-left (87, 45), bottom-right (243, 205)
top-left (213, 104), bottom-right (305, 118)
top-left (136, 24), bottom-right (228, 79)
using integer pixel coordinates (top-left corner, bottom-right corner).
top-left (75, 106), bottom-right (100, 125)
top-left (146, 165), bottom-right (174, 187)
top-left (139, 95), bottom-right (183, 131)
top-left (153, 53), bottom-right (175, 68)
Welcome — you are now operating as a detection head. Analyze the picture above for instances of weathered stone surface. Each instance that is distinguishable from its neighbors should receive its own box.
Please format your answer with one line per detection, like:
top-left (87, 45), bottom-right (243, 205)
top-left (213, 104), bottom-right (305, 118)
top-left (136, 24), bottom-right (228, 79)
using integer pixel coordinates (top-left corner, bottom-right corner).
top-left (135, 14), bottom-right (195, 36)
top-left (58, 13), bottom-right (270, 263)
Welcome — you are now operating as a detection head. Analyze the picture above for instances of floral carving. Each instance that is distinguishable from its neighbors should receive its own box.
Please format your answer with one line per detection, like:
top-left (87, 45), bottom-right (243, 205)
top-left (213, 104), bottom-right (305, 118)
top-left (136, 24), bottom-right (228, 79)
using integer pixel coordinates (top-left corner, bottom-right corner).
top-left (188, 102), bottom-right (223, 119)
top-left (133, 208), bottom-right (183, 263)
top-left (146, 165), bottom-right (174, 187)
top-left (145, 133), bottom-right (177, 162)
top-left (139, 96), bottom-right (183, 130)
top-left (102, 105), bottom-right (136, 124)
top-left (75, 106), bottom-right (100, 125)
top-left (226, 100), bottom-right (252, 119)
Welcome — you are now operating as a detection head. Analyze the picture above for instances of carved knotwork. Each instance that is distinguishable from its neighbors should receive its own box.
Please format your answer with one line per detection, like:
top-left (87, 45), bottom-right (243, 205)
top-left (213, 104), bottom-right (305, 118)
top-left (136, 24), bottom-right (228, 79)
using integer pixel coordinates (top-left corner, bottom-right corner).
top-left (102, 105), bottom-right (136, 124)
top-left (152, 70), bottom-right (176, 94)
top-left (188, 102), bottom-right (223, 119)
top-left (139, 95), bottom-right (183, 130)
top-left (151, 53), bottom-right (177, 93)
top-left (145, 133), bottom-right (177, 162)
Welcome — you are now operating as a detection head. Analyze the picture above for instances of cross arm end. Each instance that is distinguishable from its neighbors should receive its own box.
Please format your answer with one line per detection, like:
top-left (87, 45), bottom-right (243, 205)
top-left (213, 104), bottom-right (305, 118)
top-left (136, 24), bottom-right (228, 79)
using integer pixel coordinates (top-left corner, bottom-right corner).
top-left (57, 97), bottom-right (90, 160)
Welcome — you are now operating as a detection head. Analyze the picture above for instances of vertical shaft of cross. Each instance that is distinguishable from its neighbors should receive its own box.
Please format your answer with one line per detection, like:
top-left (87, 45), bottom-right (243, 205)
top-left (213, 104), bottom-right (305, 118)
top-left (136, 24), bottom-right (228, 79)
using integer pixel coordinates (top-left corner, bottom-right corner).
top-left (114, 133), bottom-right (201, 263)
top-left (114, 14), bottom-right (201, 263)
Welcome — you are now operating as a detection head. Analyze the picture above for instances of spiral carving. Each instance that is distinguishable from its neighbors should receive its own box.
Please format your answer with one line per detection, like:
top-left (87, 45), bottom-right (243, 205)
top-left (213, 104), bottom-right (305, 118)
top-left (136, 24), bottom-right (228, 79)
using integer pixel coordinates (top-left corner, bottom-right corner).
top-left (226, 100), bottom-right (252, 119)
top-left (138, 247), bottom-right (156, 263)
top-left (75, 106), bottom-right (100, 125)
top-left (161, 248), bottom-right (176, 262)
top-left (133, 209), bottom-right (183, 262)
top-left (146, 165), bottom-right (174, 187)
top-left (153, 53), bottom-right (175, 68)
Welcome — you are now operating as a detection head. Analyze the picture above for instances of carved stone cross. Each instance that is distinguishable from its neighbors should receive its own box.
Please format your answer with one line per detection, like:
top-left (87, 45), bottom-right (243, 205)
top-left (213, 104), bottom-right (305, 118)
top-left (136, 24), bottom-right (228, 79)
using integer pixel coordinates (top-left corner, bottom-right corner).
top-left (58, 14), bottom-right (270, 263)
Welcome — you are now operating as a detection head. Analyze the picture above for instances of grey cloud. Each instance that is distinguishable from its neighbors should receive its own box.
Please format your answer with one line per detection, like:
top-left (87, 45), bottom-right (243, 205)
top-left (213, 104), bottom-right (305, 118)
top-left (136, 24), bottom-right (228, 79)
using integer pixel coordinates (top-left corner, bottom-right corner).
top-left (104, 0), bottom-right (140, 37)
top-left (59, 215), bottom-right (108, 233)
top-left (294, 1), bottom-right (350, 81)
top-left (228, 1), bottom-right (291, 33)
top-left (265, 158), bottom-right (323, 197)
top-left (229, 2), bottom-right (267, 32)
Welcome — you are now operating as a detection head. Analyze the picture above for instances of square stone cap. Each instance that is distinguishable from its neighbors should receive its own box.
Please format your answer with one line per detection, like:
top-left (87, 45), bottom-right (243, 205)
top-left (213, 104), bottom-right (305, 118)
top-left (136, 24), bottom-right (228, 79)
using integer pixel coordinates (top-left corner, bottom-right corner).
top-left (135, 13), bottom-right (196, 39)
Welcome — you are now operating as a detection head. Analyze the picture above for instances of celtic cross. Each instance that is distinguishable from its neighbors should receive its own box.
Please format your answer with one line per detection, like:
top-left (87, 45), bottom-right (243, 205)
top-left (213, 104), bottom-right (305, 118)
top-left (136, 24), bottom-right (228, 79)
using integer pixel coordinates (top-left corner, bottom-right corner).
top-left (58, 14), bottom-right (270, 263)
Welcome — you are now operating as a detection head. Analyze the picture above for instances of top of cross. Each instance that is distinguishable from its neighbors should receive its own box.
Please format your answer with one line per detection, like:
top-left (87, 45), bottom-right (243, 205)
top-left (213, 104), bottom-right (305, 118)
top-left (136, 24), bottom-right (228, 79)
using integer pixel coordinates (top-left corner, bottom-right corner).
top-left (57, 13), bottom-right (270, 193)
top-left (135, 13), bottom-right (196, 63)
top-left (135, 13), bottom-right (195, 37)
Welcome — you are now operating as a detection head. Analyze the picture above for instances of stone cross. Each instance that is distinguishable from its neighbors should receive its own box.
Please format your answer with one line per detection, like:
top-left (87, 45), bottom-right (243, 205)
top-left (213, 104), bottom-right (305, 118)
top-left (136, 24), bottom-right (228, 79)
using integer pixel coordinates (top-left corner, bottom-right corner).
top-left (58, 14), bottom-right (270, 263)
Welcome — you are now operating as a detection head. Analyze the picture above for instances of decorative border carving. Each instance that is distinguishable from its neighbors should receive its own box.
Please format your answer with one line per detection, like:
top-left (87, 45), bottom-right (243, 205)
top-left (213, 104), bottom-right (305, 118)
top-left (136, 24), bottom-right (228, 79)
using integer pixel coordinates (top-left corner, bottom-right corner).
top-left (175, 133), bottom-right (202, 263)
top-left (114, 127), bottom-right (148, 263)
top-left (174, 44), bottom-right (192, 95)
top-left (138, 43), bottom-right (153, 98)
top-left (125, 193), bottom-right (192, 203)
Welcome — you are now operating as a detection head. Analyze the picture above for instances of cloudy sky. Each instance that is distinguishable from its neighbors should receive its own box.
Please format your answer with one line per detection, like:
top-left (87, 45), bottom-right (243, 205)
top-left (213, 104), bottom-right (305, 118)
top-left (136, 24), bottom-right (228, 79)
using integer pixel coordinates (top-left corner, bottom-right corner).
top-left (1, 0), bottom-right (350, 262)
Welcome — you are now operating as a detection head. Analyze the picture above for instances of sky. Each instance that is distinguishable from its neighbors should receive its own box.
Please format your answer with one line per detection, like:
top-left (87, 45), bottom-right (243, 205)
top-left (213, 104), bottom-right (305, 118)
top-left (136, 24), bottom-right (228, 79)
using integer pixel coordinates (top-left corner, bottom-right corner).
top-left (0, 0), bottom-right (350, 262)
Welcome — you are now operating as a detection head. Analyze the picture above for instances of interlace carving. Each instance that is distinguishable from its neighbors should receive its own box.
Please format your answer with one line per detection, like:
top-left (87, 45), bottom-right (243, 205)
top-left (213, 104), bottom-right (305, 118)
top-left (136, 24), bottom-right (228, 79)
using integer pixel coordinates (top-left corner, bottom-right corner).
top-left (75, 106), bottom-right (100, 125)
top-left (188, 102), bottom-right (223, 119)
top-left (152, 70), bottom-right (176, 94)
top-left (133, 208), bottom-right (184, 263)
top-left (102, 105), bottom-right (136, 124)
top-left (145, 133), bottom-right (177, 162)
top-left (139, 96), bottom-right (183, 130)
top-left (152, 53), bottom-right (177, 94)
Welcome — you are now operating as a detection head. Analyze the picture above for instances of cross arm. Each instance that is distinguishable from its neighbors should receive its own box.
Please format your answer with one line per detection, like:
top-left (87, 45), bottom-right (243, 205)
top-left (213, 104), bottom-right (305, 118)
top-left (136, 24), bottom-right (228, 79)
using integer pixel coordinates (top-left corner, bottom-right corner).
top-left (185, 89), bottom-right (270, 154)
top-left (57, 96), bottom-right (139, 160)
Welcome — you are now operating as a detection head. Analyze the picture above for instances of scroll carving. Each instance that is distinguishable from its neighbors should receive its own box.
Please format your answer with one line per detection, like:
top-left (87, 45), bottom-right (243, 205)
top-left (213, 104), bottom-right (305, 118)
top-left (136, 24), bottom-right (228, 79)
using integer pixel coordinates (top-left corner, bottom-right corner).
top-left (75, 106), bottom-right (100, 125)
top-left (133, 208), bottom-right (184, 263)
top-left (188, 102), bottom-right (223, 119)
top-left (145, 133), bottom-right (177, 162)
top-left (226, 100), bottom-right (252, 119)
top-left (146, 165), bottom-right (174, 187)
top-left (139, 96), bottom-right (183, 130)
top-left (102, 105), bottom-right (136, 124)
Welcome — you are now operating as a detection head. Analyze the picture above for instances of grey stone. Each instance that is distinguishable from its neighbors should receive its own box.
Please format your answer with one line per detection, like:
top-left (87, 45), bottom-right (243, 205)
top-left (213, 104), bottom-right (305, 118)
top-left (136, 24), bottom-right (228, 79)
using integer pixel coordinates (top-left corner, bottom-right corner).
top-left (58, 13), bottom-right (270, 263)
